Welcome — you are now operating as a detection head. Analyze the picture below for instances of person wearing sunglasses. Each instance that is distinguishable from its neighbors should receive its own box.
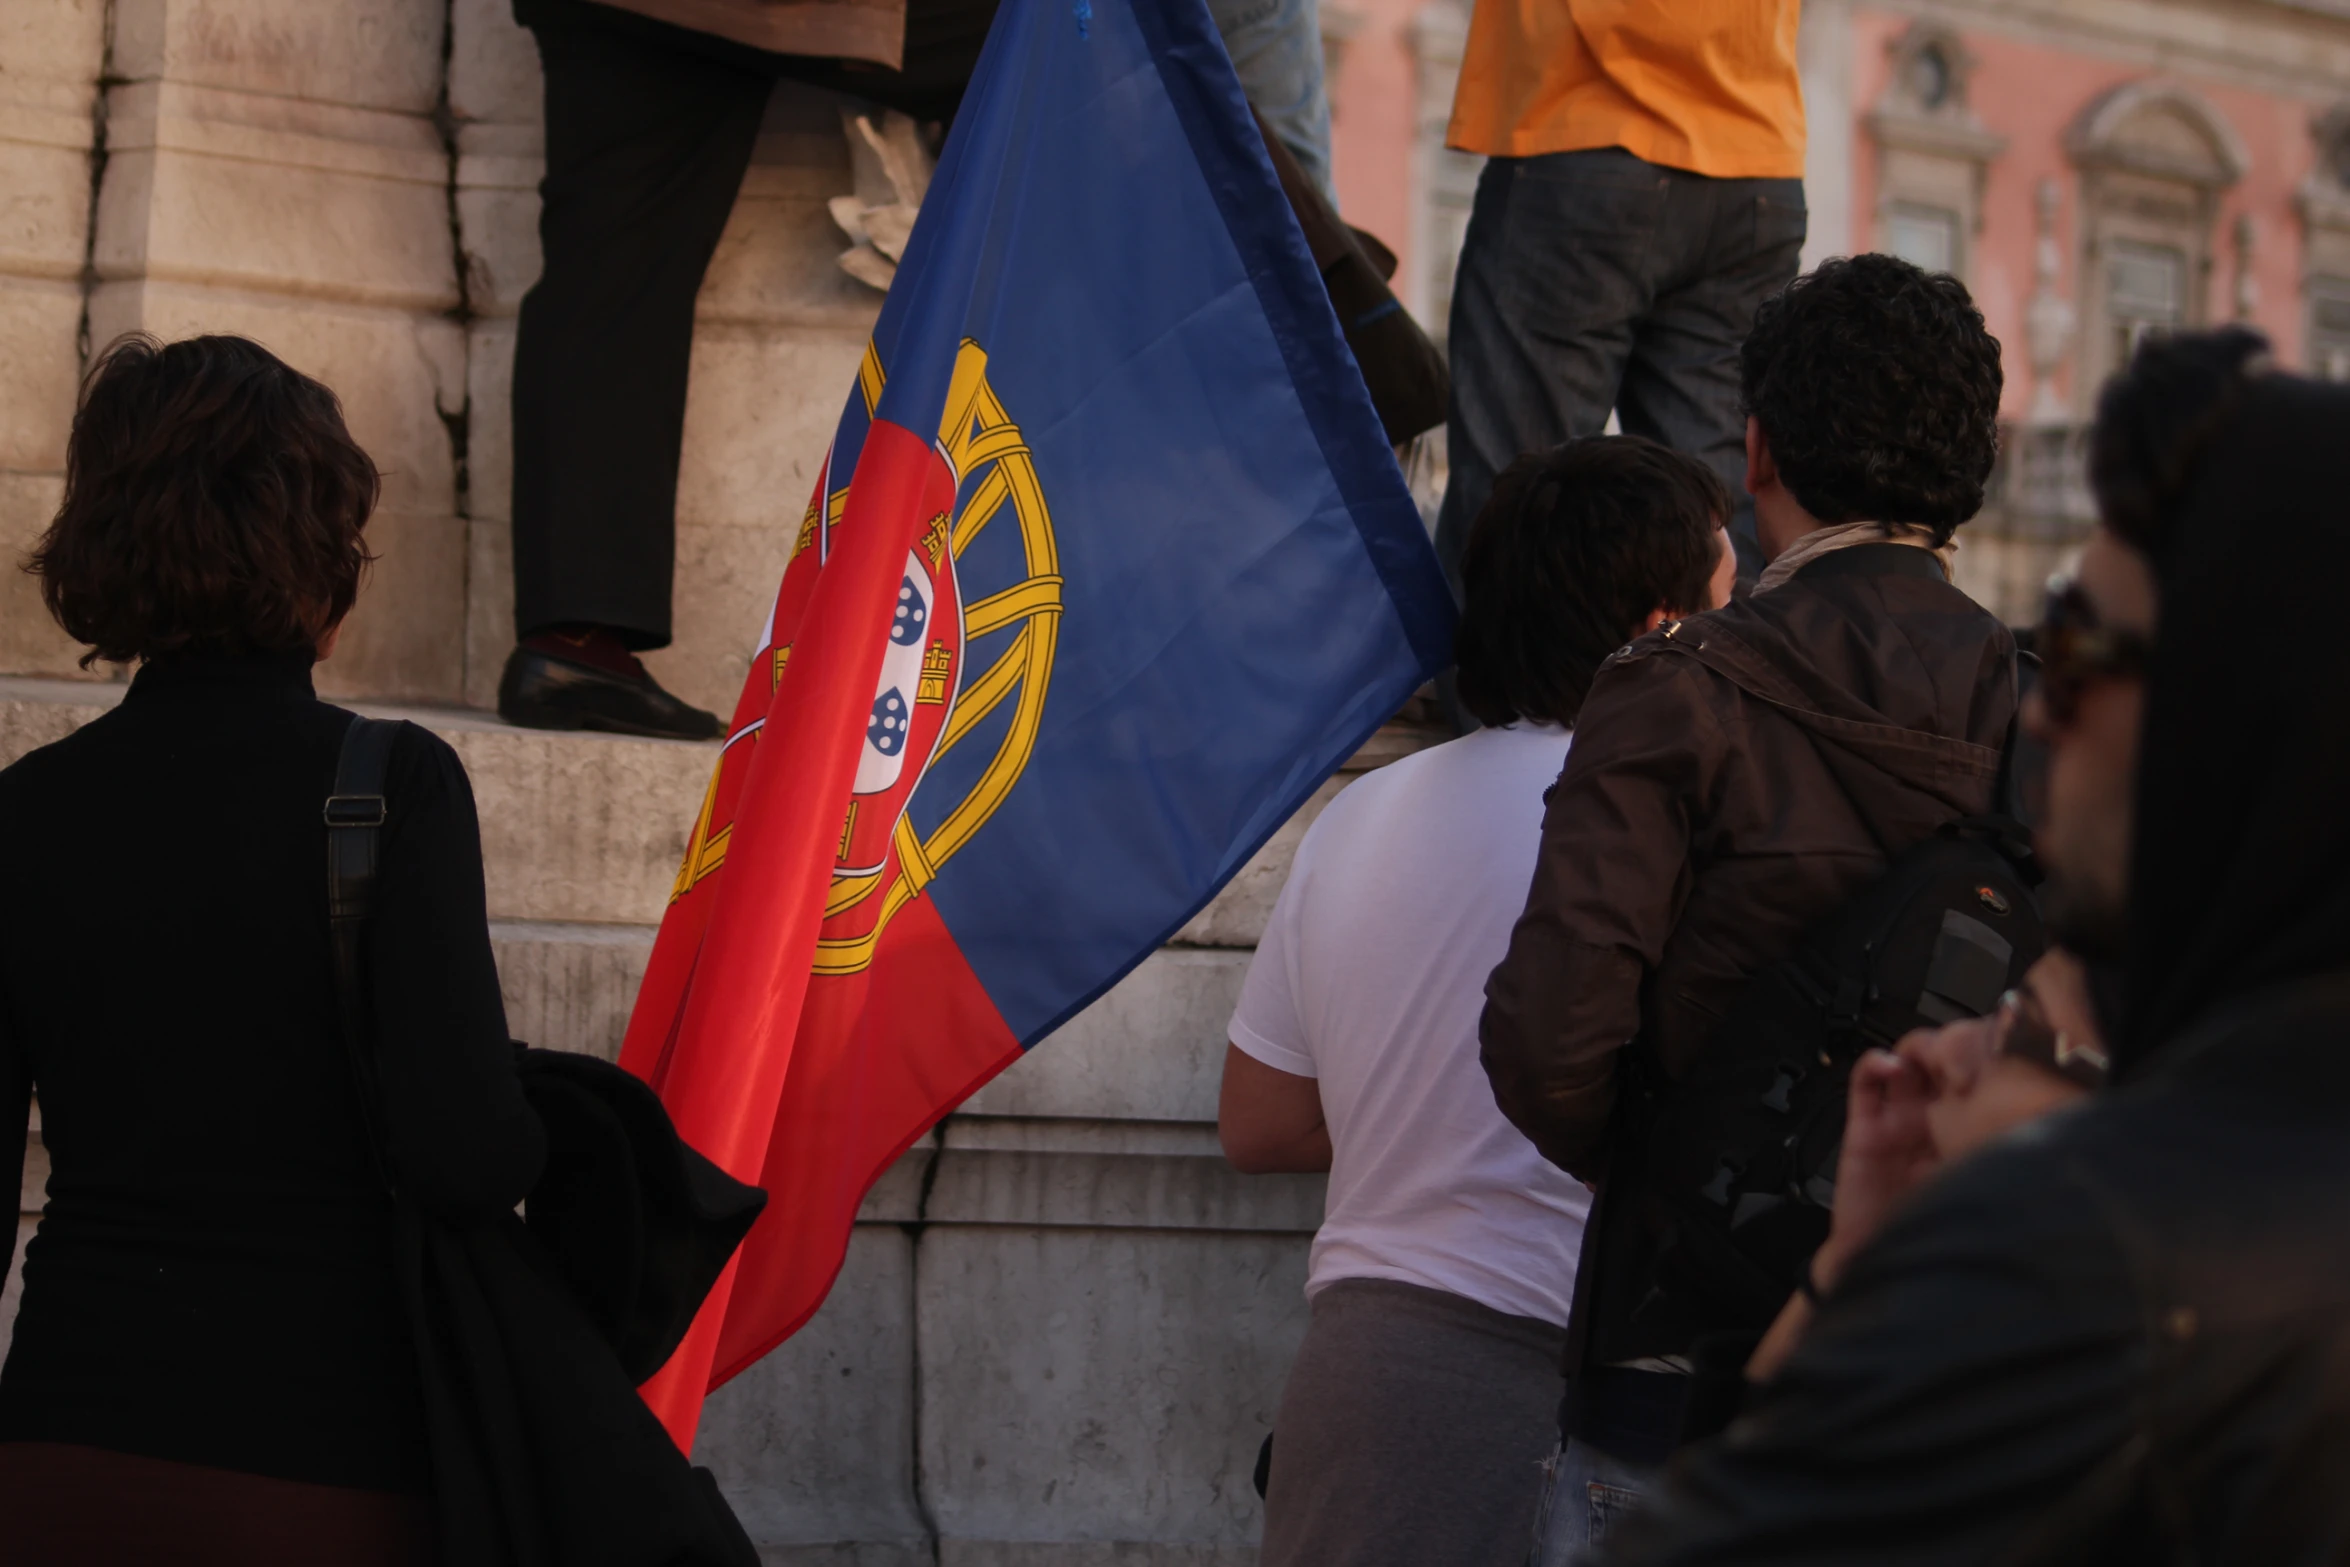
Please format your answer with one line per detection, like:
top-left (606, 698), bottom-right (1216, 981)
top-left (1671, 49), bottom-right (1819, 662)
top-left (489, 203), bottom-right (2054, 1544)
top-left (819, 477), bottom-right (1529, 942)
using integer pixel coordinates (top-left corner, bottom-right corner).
top-left (1587, 323), bottom-right (2350, 1565)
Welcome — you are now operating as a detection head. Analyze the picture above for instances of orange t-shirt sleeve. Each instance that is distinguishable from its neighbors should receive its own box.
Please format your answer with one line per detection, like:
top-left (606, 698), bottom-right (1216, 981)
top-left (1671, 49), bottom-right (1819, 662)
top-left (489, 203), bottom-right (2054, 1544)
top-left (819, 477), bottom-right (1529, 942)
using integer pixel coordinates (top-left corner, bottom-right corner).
top-left (1447, 0), bottom-right (1805, 180)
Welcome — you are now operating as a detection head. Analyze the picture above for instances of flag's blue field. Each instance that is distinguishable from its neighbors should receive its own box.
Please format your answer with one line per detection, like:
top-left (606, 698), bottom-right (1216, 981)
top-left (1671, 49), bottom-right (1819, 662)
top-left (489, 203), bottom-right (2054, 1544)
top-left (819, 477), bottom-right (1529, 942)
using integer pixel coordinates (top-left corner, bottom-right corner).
top-left (850, 0), bottom-right (1455, 1043)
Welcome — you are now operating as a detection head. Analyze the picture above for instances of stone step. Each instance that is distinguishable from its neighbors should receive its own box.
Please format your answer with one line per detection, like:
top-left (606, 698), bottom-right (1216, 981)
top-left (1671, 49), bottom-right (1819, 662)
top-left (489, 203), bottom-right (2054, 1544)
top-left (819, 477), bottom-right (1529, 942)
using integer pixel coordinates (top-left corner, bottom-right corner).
top-left (491, 918), bottom-right (654, 1061)
top-left (0, 677), bottom-right (1438, 942)
top-left (492, 918), bottom-right (1246, 1121)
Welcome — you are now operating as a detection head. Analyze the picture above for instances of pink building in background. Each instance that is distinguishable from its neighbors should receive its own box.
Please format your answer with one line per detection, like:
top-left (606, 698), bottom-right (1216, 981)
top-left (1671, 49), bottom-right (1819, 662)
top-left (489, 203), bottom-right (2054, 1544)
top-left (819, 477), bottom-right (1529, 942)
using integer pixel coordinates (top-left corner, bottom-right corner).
top-left (1321, 0), bottom-right (2350, 617)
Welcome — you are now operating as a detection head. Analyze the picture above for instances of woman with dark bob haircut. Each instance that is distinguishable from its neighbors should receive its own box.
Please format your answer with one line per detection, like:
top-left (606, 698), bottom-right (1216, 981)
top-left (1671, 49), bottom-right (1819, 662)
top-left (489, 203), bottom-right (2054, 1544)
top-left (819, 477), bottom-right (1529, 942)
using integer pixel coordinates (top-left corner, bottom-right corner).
top-left (0, 335), bottom-right (544, 1560)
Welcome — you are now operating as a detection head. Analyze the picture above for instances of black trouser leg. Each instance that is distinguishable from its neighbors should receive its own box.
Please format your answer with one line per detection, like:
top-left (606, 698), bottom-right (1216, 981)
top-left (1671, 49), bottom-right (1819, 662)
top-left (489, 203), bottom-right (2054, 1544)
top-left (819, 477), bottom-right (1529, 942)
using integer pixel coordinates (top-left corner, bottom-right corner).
top-left (1435, 150), bottom-right (1805, 608)
top-left (1432, 152), bottom-right (1654, 729)
top-left (1614, 174), bottom-right (1804, 581)
top-left (509, 15), bottom-right (769, 650)
top-left (1434, 153), bottom-right (1656, 605)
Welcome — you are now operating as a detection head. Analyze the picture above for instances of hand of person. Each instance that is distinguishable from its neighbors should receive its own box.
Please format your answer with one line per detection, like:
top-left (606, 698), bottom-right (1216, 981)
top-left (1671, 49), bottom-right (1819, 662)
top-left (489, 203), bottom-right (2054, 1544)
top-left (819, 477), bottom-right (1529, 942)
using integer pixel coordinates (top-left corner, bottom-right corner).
top-left (1748, 1046), bottom-right (1939, 1380)
top-left (1900, 1021), bottom-right (2085, 1165)
top-left (1751, 952), bottom-right (2105, 1382)
top-left (1812, 1047), bottom-right (1940, 1289)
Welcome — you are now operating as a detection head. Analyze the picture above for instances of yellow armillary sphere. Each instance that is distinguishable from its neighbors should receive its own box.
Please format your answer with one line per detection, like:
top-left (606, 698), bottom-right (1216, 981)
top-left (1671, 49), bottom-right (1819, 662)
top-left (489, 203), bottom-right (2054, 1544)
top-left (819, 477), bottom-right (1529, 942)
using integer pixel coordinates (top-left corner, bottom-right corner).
top-left (811, 338), bottom-right (1062, 976)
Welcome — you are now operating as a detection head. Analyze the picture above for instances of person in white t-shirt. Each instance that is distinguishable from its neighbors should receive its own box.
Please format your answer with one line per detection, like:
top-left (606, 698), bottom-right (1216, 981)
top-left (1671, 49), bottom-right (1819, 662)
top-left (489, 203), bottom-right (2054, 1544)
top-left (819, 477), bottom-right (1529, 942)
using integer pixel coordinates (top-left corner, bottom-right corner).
top-left (1221, 434), bottom-right (1737, 1567)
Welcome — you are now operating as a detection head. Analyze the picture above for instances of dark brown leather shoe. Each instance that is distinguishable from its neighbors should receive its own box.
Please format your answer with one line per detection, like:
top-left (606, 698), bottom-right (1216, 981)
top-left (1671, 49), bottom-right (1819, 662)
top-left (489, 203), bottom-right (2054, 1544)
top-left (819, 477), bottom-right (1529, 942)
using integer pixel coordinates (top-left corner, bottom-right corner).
top-left (496, 646), bottom-right (724, 741)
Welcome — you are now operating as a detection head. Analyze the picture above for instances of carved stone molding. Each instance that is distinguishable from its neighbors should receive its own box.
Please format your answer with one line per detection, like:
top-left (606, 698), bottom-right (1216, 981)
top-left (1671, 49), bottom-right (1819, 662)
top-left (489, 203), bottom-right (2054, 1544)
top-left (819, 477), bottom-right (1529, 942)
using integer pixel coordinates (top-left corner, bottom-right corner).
top-left (2066, 79), bottom-right (2250, 192)
top-left (1864, 23), bottom-right (2006, 278)
top-left (2065, 79), bottom-right (2246, 405)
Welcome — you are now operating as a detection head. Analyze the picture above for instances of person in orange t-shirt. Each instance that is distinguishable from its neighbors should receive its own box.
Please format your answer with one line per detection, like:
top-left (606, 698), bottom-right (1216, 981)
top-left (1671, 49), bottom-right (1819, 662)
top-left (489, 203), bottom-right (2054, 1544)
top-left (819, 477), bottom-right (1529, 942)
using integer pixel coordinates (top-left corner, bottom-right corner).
top-left (1434, 0), bottom-right (1807, 642)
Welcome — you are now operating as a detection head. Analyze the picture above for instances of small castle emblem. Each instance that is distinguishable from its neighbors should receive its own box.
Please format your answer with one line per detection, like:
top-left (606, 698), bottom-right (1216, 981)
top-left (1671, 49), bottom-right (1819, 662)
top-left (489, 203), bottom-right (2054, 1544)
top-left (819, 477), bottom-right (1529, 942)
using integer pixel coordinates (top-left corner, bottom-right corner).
top-left (917, 643), bottom-right (955, 705)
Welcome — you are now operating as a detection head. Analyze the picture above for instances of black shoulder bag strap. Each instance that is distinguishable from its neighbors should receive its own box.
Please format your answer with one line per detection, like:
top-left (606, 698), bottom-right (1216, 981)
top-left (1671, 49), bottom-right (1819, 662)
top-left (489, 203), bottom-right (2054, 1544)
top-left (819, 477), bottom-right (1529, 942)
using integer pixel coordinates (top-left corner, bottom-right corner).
top-left (327, 716), bottom-right (401, 1197)
top-left (1994, 648), bottom-right (2040, 825)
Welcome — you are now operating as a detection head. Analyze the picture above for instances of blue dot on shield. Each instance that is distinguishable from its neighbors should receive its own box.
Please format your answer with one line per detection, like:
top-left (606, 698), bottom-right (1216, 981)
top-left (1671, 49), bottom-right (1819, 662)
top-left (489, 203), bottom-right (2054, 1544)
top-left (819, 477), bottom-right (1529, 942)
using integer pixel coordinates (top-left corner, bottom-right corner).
top-left (892, 575), bottom-right (928, 645)
top-left (869, 689), bottom-right (907, 754)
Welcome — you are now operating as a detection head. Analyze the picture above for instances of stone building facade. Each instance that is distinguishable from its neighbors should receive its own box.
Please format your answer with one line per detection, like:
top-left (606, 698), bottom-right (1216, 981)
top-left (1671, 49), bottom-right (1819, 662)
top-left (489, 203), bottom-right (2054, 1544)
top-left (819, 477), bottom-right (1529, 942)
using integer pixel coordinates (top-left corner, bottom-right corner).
top-left (1327, 0), bottom-right (2350, 620)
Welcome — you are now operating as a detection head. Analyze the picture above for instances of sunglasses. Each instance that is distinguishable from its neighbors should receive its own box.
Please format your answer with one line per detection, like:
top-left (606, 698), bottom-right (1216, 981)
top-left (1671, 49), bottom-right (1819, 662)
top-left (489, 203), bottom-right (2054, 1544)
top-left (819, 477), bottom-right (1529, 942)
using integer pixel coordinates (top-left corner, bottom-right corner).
top-left (2034, 577), bottom-right (2152, 726)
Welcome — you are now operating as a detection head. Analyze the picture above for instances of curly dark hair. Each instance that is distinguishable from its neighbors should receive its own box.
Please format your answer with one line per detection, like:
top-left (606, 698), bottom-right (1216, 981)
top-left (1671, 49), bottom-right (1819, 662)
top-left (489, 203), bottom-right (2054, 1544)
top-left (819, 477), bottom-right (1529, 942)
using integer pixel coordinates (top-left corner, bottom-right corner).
top-left (1455, 435), bottom-right (1728, 728)
top-left (2088, 325), bottom-right (2271, 574)
top-left (1740, 253), bottom-right (2003, 546)
top-left (29, 333), bottom-right (379, 669)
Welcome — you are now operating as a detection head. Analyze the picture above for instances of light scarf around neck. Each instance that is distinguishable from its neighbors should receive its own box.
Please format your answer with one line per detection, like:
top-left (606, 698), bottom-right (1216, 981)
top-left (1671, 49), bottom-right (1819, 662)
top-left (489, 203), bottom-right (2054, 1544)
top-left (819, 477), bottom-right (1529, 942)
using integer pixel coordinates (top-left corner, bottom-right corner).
top-left (1754, 520), bottom-right (1954, 593)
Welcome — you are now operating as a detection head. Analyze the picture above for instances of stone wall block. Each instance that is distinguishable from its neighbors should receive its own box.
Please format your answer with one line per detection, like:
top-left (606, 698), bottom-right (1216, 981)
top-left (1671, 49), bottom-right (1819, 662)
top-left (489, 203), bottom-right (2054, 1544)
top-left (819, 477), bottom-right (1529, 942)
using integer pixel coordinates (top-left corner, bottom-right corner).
top-left (0, 476), bottom-right (91, 678)
top-left (691, 83), bottom-right (876, 333)
top-left (0, 123), bottom-right (100, 283)
top-left (110, 0), bottom-right (444, 114)
top-left (0, 0), bottom-right (101, 595)
top-left (918, 1226), bottom-right (1303, 1549)
top-left (449, 0), bottom-right (544, 127)
top-left (0, 280), bottom-right (87, 475)
top-left (0, 677), bottom-right (118, 765)
top-left (455, 125), bottom-right (543, 319)
top-left (644, 515), bottom-right (795, 719)
top-left (466, 511), bottom-right (517, 709)
top-left (314, 507), bottom-right (469, 703)
top-left (700, 179), bottom-right (879, 332)
top-left (858, 1145), bottom-right (935, 1223)
top-left (97, 82), bottom-right (458, 315)
top-left (464, 318), bottom-right (519, 706)
top-left (963, 949), bottom-right (1250, 1123)
top-left (647, 325), bottom-right (870, 714)
top-left (427, 713), bottom-right (715, 924)
top-left (0, 0), bottom-right (108, 97)
top-left (698, 1226), bottom-right (931, 1555)
top-left (928, 1123), bottom-right (1325, 1233)
top-left (489, 918), bottom-right (655, 1060)
top-left (87, 280), bottom-right (463, 516)
top-left (671, 327), bottom-right (868, 531)
top-left (466, 319), bottom-right (519, 522)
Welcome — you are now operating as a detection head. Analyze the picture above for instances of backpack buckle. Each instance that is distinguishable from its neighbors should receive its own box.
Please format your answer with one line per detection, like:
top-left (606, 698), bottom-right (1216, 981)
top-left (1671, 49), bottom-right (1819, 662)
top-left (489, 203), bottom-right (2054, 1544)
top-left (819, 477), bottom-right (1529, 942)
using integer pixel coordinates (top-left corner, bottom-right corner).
top-left (324, 794), bottom-right (387, 828)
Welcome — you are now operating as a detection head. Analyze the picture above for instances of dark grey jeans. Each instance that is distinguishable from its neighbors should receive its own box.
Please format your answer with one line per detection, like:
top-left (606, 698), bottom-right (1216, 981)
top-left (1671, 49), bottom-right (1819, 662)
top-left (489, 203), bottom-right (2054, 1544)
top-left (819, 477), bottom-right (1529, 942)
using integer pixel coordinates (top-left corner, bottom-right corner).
top-left (1260, 1278), bottom-right (1568, 1567)
top-left (1436, 148), bottom-right (1806, 592)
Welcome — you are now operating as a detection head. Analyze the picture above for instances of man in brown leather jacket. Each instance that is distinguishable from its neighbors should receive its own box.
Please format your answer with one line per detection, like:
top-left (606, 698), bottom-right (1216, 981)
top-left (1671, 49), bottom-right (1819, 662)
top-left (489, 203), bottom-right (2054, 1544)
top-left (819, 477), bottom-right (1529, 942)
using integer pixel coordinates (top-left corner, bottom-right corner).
top-left (1480, 255), bottom-right (2016, 1527)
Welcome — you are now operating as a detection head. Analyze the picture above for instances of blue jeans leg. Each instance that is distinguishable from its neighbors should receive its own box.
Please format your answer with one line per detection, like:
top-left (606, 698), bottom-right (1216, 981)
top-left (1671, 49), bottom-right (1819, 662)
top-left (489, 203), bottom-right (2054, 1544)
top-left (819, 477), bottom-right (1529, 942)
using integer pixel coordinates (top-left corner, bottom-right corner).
top-left (1528, 1437), bottom-right (1656, 1567)
top-left (1205, 0), bottom-right (1334, 206)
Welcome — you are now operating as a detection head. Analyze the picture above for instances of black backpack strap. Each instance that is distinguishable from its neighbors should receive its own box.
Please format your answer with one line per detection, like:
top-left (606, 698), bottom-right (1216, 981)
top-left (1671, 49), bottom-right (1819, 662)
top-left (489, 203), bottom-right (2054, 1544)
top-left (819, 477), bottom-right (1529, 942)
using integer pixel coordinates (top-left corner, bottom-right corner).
top-left (1992, 649), bottom-right (2039, 824)
top-left (327, 716), bottom-right (400, 1195)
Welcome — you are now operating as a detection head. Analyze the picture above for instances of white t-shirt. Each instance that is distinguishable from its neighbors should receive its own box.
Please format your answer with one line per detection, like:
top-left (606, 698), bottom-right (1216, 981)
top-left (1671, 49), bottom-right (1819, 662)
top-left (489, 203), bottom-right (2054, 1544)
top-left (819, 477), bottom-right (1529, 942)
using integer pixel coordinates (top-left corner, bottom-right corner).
top-left (1228, 723), bottom-right (1591, 1327)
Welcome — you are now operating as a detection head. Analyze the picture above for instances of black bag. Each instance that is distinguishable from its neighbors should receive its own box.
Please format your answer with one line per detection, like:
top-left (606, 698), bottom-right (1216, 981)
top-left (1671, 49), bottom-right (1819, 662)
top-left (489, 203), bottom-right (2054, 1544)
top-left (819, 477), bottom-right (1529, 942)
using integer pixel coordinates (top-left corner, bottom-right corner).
top-left (1582, 813), bottom-right (2047, 1364)
top-left (325, 716), bottom-right (765, 1567)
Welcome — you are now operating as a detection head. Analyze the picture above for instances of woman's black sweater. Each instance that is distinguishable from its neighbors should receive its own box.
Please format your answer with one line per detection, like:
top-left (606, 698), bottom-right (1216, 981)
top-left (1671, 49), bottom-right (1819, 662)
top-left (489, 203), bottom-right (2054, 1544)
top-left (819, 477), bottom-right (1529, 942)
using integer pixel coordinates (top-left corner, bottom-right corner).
top-left (0, 651), bottom-right (546, 1493)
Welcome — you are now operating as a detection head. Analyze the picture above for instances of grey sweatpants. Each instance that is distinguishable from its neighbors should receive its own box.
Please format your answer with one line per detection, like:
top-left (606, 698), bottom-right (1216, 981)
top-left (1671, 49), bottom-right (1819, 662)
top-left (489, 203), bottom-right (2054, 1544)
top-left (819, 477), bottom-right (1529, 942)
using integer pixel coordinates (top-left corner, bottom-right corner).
top-left (1260, 1277), bottom-right (1568, 1567)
